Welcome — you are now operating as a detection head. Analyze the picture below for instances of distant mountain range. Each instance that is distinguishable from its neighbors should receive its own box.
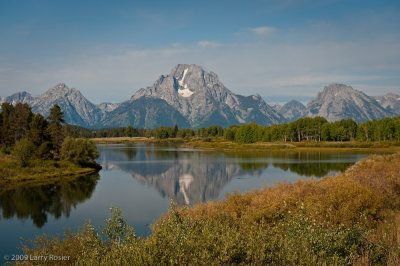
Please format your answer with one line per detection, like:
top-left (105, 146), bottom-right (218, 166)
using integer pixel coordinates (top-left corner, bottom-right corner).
top-left (0, 84), bottom-right (118, 127)
top-left (1, 64), bottom-right (399, 128)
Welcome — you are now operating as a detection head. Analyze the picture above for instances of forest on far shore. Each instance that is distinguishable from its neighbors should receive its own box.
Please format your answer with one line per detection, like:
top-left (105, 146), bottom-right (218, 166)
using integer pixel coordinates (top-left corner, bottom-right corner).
top-left (68, 115), bottom-right (400, 143)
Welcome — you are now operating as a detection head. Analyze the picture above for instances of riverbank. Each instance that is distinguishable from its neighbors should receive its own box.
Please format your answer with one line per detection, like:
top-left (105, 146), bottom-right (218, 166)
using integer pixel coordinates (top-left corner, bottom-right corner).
top-left (0, 153), bottom-right (99, 189)
top-left (92, 137), bottom-right (400, 153)
top-left (20, 152), bottom-right (400, 265)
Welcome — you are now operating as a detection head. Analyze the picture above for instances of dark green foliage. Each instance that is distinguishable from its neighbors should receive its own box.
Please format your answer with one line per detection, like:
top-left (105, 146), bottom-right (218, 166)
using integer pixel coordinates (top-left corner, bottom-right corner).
top-left (60, 137), bottom-right (99, 167)
top-left (176, 128), bottom-right (195, 138)
top-left (125, 126), bottom-right (139, 137)
top-left (65, 124), bottom-right (93, 138)
top-left (0, 103), bottom-right (99, 167)
top-left (37, 141), bottom-right (53, 160)
top-left (12, 103), bottom-right (33, 142)
top-left (226, 116), bottom-right (400, 144)
top-left (235, 123), bottom-right (257, 143)
top-left (0, 146), bottom-right (11, 155)
top-left (53, 115), bottom-right (400, 144)
top-left (153, 127), bottom-right (173, 139)
top-left (224, 126), bottom-right (238, 141)
top-left (1, 103), bottom-right (15, 146)
top-left (47, 104), bottom-right (65, 157)
top-left (197, 125), bottom-right (224, 137)
top-left (172, 124), bottom-right (179, 138)
top-left (27, 113), bottom-right (49, 147)
top-left (12, 138), bottom-right (35, 167)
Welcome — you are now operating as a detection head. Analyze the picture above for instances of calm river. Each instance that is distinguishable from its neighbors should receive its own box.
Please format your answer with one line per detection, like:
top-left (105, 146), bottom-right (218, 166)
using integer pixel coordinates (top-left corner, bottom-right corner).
top-left (0, 144), bottom-right (376, 262)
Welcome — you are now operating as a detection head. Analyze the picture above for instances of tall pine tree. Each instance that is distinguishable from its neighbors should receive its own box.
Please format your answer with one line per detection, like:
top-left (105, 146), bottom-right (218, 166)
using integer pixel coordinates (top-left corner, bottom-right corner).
top-left (1, 103), bottom-right (14, 146)
top-left (27, 113), bottom-right (49, 147)
top-left (47, 104), bottom-right (65, 157)
top-left (13, 102), bottom-right (33, 142)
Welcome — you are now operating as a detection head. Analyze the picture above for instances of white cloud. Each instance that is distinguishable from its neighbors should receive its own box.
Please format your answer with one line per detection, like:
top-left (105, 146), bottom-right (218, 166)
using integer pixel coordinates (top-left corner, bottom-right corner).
top-left (249, 26), bottom-right (276, 36)
top-left (197, 41), bottom-right (221, 48)
top-left (0, 28), bottom-right (399, 104)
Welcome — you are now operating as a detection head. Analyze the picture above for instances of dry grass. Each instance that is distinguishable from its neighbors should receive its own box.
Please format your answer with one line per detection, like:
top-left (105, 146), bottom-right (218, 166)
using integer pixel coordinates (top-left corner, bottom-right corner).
top-left (187, 153), bottom-right (400, 223)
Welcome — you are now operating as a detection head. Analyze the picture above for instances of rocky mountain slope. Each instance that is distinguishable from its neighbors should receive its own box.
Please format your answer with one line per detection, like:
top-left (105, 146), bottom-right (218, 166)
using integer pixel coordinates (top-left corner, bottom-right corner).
top-left (0, 83), bottom-right (107, 127)
top-left (101, 97), bottom-right (190, 128)
top-left (304, 84), bottom-right (392, 122)
top-left (375, 93), bottom-right (400, 116)
top-left (1, 68), bottom-right (398, 128)
top-left (31, 83), bottom-right (105, 127)
top-left (0, 91), bottom-right (35, 105)
top-left (127, 64), bottom-right (284, 128)
top-left (278, 100), bottom-right (305, 122)
top-left (1, 65), bottom-right (285, 128)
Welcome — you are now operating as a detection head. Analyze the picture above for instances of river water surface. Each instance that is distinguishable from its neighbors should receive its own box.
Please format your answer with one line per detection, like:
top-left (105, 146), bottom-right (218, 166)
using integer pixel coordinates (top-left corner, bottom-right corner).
top-left (0, 144), bottom-right (377, 262)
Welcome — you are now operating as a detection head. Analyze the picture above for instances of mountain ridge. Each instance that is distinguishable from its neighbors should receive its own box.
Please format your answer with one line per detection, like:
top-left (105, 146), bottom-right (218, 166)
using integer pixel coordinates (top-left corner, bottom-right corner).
top-left (303, 84), bottom-right (394, 122)
top-left (1, 66), bottom-right (398, 128)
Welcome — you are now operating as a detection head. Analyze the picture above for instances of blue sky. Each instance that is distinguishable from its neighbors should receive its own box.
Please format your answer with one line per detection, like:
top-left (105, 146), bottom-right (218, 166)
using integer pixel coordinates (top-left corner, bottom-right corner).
top-left (0, 0), bottom-right (399, 104)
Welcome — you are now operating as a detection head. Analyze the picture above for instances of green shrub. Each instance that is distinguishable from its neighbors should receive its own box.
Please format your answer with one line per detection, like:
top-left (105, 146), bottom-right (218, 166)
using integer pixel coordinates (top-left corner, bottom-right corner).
top-left (12, 138), bottom-right (35, 167)
top-left (0, 145), bottom-right (11, 154)
top-left (37, 141), bottom-right (53, 159)
top-left (60, 137), bottom-right (99, 167)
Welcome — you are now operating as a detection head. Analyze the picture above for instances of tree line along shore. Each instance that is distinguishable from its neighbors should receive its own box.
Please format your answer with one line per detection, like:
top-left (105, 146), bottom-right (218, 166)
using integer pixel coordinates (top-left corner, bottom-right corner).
top-left (66, 116), bottom-right (400, 153)
top-left (69, 115), bottom-right (400, 143)
top-left (0, 103), bottom-right (100, 183)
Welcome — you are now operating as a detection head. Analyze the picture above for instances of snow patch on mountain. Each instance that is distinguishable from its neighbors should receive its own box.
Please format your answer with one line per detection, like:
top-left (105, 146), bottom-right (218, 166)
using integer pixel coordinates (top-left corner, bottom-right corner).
top-left (177, 68), bottom-right (194, 97)
top-left (178, 88), bottom-right (194, 97)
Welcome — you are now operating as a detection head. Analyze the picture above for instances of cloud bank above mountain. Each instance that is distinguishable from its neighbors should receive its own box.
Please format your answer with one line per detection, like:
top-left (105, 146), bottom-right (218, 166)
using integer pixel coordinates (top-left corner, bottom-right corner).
top-left (0, 0), bottom-right (399, 103)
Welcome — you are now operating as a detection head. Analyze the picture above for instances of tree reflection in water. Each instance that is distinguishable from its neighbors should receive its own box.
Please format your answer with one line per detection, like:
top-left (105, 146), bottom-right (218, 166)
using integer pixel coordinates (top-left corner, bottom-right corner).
top-left (0, 173), bottom-right (99, 228)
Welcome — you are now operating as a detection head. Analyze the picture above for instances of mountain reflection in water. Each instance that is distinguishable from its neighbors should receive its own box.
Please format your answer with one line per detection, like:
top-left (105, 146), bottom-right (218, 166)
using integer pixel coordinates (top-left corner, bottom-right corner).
top-left (98, 144), bottom-right (359, 206)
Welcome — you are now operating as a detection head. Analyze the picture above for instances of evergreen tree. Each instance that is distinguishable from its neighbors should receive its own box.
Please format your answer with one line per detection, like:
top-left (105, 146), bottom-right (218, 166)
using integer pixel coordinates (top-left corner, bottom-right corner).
top-left (47, 104), bottom-right (65, 157)
top-left (1, 103), bottom-right (14, 146)
top-left (172, 124), bottom-right (179, 138)
top-left (27, 113), bottom-right (49, 147)
top-left (13, 103), bottom-right (33, 142)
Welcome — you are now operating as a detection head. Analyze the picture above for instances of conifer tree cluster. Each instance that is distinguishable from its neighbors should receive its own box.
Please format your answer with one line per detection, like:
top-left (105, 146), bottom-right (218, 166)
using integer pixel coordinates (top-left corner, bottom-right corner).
top-left (0, 103), bottom-right (99, 167)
